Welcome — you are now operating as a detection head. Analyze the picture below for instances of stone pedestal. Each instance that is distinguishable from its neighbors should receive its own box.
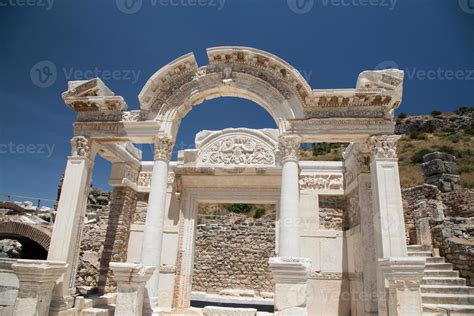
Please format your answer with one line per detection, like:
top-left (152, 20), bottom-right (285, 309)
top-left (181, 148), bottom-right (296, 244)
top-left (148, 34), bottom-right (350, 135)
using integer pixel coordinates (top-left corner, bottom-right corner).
top-left (378, 257), bottom-right (425, 316)
top-left (110, 263), bottom-right (155, 316)
top-left (269, 257), bottom-right (311, 315)
top-left (47, 136), bottom-right (95, 311)
top-left (12, 260), bottom-right (67, 316)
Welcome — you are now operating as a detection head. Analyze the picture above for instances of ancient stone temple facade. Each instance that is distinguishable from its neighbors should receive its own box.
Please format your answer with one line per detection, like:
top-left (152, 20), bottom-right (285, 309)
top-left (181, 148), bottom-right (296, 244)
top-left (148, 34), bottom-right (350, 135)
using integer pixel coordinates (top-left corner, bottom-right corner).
top-left (2, 46), bottom-right (427, 315)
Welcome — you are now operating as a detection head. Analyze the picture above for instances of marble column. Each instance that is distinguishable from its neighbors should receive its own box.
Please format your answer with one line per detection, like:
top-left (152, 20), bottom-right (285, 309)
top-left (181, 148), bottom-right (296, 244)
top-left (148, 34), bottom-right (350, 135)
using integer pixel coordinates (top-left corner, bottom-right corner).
top-left (12, 260), bottom-right (68, 316)
top-left (110, 263), bottom-right (155, 316)
top-left (140, 135), bottom-right (174, 312)
top-left (47, 136), bottom-right (95, 312)
top-left (369, 135), bottom-right (407, 259)
top-left (270, 134), bottom-right (311, 315)
top-left (278, 134), bottom-right (302, 257)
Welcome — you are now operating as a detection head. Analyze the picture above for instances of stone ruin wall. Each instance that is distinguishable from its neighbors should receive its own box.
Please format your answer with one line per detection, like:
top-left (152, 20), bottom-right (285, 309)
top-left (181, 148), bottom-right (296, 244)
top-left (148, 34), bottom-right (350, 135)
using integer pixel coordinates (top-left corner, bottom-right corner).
top-left (192, 213), bottom-right (275, 293)
top-left (402, 184), bottom-right (474, 286)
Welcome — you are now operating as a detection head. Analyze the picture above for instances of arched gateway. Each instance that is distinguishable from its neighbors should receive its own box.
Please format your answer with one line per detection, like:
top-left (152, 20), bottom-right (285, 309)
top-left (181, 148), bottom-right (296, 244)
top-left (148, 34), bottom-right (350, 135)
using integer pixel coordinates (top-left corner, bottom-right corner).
top-left (15, 47), bottom-right (425, 315)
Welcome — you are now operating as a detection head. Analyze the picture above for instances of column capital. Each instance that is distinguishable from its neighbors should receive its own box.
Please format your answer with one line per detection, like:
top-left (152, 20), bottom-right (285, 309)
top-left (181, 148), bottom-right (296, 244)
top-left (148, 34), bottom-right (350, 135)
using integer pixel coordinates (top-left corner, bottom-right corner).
top-left (70, 135), bottom-right (92, 158)
top-left (278, 134), bottom-right (301, 163)
top-left (368, 135), bottom-right (401, 161)
top-left (153, 135), bottom-right (174, 161)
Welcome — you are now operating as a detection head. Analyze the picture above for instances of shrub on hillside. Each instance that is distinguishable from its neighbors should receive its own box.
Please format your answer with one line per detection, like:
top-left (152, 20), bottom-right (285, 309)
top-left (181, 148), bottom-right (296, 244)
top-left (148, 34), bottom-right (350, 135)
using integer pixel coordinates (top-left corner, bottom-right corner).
top-left (409, 131), bottom-right (427, 140)
top-left (455, 106), bottom-right (474, 116)
top-left (398, 112), bottom-right (409, 119)
top-left (312, 143), bottom-right (332, 156)
top-left (431, 110), bottom-right (442, 116)
top-left (410, 149), bottom-right (432, 164)
top-left (253, 208), bottom-right (266, 219)
top-left (434, 145), bottom-right (455, 155)
top-left (224, 203), bottom-right (252, 214)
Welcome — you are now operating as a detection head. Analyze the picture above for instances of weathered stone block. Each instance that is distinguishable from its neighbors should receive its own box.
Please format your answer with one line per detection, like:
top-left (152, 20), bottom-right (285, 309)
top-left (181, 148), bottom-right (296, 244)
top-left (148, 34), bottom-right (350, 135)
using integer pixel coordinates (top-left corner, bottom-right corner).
top-left (421, 159), bottom-right (446, 177)
top-left (423, 152), bottom-right (456, 163)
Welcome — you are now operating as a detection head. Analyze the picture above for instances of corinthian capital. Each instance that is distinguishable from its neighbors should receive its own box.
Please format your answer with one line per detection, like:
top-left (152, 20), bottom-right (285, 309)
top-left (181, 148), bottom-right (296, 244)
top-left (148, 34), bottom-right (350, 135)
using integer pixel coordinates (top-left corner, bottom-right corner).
top-left (368, 135), bottom-right (401, 160)
top-left (153, 135), bottom-right (174, 161)
top-left (278, 134), bottom-right (301, 163)
top-left (71, 136), bottom-right (91, 157)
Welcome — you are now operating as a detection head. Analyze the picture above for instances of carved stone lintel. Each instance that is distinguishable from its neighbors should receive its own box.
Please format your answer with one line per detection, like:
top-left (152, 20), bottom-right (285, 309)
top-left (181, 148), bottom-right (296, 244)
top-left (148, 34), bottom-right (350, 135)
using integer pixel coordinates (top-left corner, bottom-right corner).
top-left (153, 135), bottom-right (174, 161)
top-left (368, 135), bottom-right (400, 160)
top-left (70, 136), bottom-right (90, 158)
top-left (278, 134), bottom-right (301, 163)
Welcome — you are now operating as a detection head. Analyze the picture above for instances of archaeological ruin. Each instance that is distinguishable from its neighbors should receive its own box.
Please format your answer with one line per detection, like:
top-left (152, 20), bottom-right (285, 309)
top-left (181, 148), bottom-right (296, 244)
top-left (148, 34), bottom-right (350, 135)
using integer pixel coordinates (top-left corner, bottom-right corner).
top-left (1, 46), bottom-right (473, 315)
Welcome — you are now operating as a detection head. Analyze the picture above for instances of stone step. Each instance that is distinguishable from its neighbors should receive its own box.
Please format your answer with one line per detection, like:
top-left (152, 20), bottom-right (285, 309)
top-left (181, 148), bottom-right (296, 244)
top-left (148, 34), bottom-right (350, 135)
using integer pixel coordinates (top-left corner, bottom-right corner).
top-left (425, 262), bottom-right (454, 270)
top-left (407, 244), bottom-right (432, 252)
top-left (82, 306), bottom-right (115, 316)
top-left (421, 285), bottom-right (474, 295)
top-left (423, 303), bottom-right (474, 315)
top-left (424, 270), bottom-right (460, 278)
top-left (423, 277), bottom-right (467, 286)
top-left (408, 251), bottom-right (432, 257)
top-left (426, 257), bottom-right (446, 263)
top-left (422, 293), bottom-right (474, 305)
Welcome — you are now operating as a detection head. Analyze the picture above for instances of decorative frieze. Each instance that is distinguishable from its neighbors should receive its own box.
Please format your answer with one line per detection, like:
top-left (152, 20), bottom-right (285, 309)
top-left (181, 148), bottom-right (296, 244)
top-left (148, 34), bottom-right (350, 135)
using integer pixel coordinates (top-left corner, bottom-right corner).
top-left (138, 172), bottom-right (152, 188)
top-left (299, 174), bottom-right (343, 191)
top-left (369, 135), bottom-right (400, 160)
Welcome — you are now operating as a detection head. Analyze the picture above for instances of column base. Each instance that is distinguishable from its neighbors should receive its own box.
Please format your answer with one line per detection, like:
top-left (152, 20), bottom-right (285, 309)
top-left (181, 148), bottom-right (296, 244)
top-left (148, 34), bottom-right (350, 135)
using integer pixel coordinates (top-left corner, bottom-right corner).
top-left (110, 262), bottom-right (155, 316)
top-left (378, 257), bottom-right (426, 316)
top-left (269, 257), bottom-right (311, 315)
top-left (12, 260), bottom-right (68, 316)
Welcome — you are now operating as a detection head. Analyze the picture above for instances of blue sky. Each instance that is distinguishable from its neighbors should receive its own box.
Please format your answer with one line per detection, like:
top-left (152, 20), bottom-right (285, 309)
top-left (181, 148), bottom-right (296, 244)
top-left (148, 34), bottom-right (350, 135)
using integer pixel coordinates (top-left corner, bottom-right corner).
top-left (0, 0), bottom-right (473, 205)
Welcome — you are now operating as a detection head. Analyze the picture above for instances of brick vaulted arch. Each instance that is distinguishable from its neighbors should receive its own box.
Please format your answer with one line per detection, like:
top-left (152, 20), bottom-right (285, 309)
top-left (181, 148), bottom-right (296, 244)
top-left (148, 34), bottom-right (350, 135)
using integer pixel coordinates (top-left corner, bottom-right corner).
top-left (0, 222), bottom-right (51, 251)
